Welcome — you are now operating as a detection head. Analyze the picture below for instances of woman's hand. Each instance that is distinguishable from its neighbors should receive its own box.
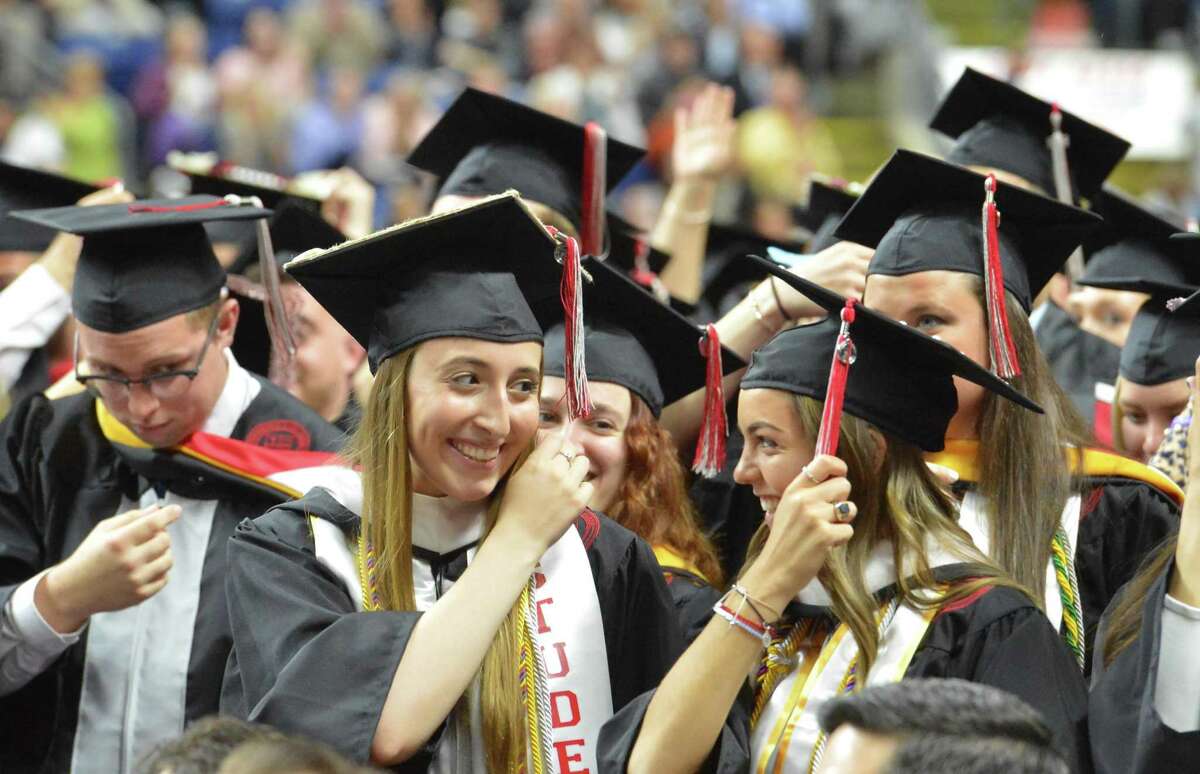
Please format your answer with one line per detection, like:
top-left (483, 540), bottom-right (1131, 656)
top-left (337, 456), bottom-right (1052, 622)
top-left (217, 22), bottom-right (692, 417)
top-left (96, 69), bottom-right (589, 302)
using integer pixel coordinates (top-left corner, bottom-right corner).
top-left (775, 242), bottom-right (873, 319)
top-left (494, 432), bottom-right (594, 560)
top-left (739, 455), bottom-right (856, 614)
top-left (1173, 363), bottom-right (1200, 605)
top-left (670, 82), bottom-right (736, 184)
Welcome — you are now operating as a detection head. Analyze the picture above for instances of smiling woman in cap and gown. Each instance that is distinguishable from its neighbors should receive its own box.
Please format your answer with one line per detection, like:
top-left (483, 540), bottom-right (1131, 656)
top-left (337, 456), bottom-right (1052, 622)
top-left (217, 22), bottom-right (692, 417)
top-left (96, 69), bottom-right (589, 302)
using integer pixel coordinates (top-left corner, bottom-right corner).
top-left (0, 195), bottom-right (348, 773)
top-left (220, 194), bottom-right (684, 771)
top-left (598, 261), bottom-right (1089, 774)
top-left (538, 256), bottom-right (743, 641)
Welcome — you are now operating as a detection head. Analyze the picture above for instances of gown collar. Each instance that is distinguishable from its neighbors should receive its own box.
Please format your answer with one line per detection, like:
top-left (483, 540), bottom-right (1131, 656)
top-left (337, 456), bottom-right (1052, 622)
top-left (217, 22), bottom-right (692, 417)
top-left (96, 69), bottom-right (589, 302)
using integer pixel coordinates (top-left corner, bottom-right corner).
top-left (410, 492), bottom-right (486, 556)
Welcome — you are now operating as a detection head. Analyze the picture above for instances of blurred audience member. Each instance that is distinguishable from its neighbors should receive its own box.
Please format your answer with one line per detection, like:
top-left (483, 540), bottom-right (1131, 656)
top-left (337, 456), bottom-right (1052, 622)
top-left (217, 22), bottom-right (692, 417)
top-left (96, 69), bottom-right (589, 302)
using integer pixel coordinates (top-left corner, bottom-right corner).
top-left (287, 0), bottom-right (386, 74)
top-left (46, 52), bottom-right (128, 182)
top-left (289, 67), bottom-right (366, 174)
top-left (132, 13), bottom-right (218, 166)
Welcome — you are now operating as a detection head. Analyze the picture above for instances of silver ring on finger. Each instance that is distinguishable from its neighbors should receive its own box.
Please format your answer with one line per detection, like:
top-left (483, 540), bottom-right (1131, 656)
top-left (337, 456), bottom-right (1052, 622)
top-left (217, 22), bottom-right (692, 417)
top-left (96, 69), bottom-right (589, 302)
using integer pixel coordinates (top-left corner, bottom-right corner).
top-left (801, 466), bottom-right (820, 485)
top-left (832, 501), bottom-right (853, 523)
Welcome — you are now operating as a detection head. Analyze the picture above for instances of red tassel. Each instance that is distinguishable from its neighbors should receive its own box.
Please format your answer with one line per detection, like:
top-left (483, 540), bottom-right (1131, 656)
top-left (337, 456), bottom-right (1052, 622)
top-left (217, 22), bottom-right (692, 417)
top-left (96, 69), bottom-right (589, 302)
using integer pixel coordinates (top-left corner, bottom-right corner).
top-left (128, 199), bottom-right (232, 214)
top-left (549, 227), bottom-right (593, 420)
top-left (581, 122), bottom-right (607, 257)
top-left (692, 324), bottom-right (728, 477)
top-left (980, 175), bottom-right (1021, 380)
top-left (815, 299), bottom-right (857, 457)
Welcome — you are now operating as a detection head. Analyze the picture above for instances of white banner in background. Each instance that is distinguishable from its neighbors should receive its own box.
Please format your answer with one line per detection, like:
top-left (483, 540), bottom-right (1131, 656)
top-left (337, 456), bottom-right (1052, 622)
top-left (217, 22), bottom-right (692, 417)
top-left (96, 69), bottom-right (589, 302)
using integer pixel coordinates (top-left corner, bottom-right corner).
top-left (940, 47), bottom-right (1196, 161)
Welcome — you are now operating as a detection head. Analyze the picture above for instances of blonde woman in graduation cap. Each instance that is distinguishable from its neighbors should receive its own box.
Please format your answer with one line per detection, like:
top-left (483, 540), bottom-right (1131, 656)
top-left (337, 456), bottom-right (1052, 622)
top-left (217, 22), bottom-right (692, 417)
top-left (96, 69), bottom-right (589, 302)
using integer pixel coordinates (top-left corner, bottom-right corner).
top-left (599, 261), bottom-right (1089, 774)
top-left (221, 194), bottom-right (684, 772)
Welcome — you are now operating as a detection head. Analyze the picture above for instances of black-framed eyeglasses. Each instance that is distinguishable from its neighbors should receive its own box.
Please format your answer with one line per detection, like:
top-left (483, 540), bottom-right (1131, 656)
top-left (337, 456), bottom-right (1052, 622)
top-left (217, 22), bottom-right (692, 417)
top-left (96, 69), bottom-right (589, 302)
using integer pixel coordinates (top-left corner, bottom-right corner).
top-left (75, 311), bottom-right (222, 403)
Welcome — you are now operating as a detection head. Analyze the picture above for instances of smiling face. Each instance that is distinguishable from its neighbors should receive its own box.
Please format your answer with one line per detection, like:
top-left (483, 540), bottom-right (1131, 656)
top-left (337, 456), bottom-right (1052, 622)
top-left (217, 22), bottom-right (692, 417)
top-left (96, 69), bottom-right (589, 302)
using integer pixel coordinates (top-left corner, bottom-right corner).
top-left (1118, 377), bottom-right (1190, 462)
top-left (537, 375), bottom-right (632, 512)
top-left (863, 270), bottom-right (989, 440)
top-left (732, 388), bottom-right (815, 524)
top-left (77, 299), bottom-right (237, 448)
top-left (405, 337), bottom-right (543, 501)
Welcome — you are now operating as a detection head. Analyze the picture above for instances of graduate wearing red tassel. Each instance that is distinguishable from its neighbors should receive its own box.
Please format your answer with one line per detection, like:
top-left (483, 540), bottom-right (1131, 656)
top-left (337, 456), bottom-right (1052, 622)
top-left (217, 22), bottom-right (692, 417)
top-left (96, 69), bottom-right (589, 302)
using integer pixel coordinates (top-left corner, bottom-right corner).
top-left (597, 259), bottom-right (1093, 774)
top-left (540, 256), bottom-right (744, 641)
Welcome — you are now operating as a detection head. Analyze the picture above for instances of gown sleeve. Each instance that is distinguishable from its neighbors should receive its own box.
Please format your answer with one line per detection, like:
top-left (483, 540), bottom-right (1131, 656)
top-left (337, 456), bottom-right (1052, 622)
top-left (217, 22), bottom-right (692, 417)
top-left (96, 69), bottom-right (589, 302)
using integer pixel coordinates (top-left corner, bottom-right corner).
top-left (1075, 479), bottom-right (1180, 673)
top-left (909, 586), bottom-right (1091, 773)
top-left (1089, 556), bottom-right (1200, 774)
top-left (663, 567), bottom-right (721, 644)
top-left (221, 502), bottom-right (430, 765)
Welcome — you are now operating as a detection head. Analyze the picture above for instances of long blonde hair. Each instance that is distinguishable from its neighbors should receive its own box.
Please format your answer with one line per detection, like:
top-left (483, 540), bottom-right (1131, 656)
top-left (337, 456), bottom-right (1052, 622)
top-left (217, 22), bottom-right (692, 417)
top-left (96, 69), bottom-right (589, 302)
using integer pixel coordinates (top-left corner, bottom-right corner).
top-left (741, 394), bottom-right (1028, 678)
top-left (971, 279), bottom-right (1092, 606)
top-left (344, 348), bottom-right (533, 773)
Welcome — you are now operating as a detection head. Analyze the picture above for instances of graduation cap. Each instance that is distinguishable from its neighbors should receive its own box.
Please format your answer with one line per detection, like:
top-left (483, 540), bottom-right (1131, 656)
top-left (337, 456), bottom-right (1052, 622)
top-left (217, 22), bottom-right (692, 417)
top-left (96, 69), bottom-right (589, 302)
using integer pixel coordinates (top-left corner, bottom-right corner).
top-left (542, 256), bottom-right (744, 458)
top-left (229, 200), bottom-right (346, 276)
top-left (1166, 233), bottom-right (1200, 316)
top-left (796, 179), bottom-right (859, 254)
top-left (699, 222), bottom-right (809, 318)
top-left (931, 67), bottom-right (1130, 201)
top-left (11, 196), bottom-right (271, 333)
top-left (0, 161), bottom-right (100, 252)
top-left (181, 164), bottom-right (322, 213)
top-left (605, 212), bottom-right (669, 275)
top-left (408, 87), bottom-right (645, 254)
top-left (544, 257), bottom-right (746, 474)
top-left (740, 256), bottom-right (1043, 453)
top-left (284, 192), bottom-right (566, 375)
top-left (837, 149), bottom-right (1101, 379)
top-left (1119, 300), bottom-right (1200, 386)
top-left (1075, 187), bottom-right (1196, 298)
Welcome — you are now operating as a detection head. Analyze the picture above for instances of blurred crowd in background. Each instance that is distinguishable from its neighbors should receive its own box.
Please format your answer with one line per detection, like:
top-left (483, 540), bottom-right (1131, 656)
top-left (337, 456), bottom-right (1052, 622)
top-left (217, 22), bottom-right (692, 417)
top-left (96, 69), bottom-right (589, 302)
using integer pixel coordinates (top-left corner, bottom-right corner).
top-left (2, 0), bottom-right (1199, 237)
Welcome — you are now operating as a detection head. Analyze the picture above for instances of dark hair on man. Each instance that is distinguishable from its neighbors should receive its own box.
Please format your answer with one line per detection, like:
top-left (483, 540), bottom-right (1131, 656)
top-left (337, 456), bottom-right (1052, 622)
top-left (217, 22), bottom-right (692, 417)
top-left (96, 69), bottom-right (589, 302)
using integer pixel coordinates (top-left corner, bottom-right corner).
top-left (819, 679), bottom-right (1069, 774)
top-left (217, 737), bottom-right (378, 774)
top-left (820, 678), bottom-right (1053, 744)
top-left (136, 715), bottom-right (284, 774)
top-left (885, 733), bottom-right (1070, 774)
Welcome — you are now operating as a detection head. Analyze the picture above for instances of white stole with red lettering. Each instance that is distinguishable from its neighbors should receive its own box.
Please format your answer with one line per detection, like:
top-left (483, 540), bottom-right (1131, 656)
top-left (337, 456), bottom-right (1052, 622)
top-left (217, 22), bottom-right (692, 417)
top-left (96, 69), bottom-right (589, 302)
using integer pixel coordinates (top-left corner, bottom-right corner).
top-left (530, 522), bottom-right (613, 774)
top-left (309, 490), bottom-right (611, 773)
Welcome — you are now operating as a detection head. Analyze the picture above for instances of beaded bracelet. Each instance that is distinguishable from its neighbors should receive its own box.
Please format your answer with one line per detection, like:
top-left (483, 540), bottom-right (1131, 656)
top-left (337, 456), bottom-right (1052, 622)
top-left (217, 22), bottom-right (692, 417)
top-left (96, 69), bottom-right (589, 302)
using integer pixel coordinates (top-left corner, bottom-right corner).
top-left (713, 602), bottom-right (771, 647)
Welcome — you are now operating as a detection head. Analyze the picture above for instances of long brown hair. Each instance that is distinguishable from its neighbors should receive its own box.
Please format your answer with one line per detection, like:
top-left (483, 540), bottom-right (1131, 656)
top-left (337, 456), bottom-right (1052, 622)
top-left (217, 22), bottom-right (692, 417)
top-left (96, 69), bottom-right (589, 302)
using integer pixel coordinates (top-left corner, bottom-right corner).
top-left (1100, 537), bottom-right (1176, 669)
top-left (741, 394), bottom-right (1027, 677)
top-left (970, 278), bottom-right (1092, 605)
top-left (344, 348), bottom-right (533, 773)
top-left (607, 396), bottom-right (725, 586)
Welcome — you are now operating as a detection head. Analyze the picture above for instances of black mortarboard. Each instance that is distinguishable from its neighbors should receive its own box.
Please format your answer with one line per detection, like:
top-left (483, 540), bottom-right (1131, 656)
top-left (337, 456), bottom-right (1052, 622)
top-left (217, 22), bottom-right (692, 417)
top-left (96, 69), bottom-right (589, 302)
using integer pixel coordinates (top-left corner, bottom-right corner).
top-left (182, 167), bottom-right (322, 213)
top-left (542, 256), bottom-right (744, 416)
top-left (229, 200), bottom-right (346, 276)
top-left (408, 88), bottom-right (644, 237)
top-left (839, 149), bottom-right (1101, 311)
top-left (796, 179), bottom-right (859, 254)
top-left (740, 256), bottom-right (1042, 452)
top-left (1120, 300), bottom-right (1200, 386)
top-left (0, 161), bottom-right (99, 252)
top-left (1075, 187), bottom-right (1196, 297)
top-left (11, 196), bottom-right (270, 333)
top-left (699, 223), bottom-right (809, 318)
top-left (931, 67), bottom-right (1130, 200)
top-left (605, 212), bottom-right (669, 274)
top-left (284, 192), bottom-right (563, 373)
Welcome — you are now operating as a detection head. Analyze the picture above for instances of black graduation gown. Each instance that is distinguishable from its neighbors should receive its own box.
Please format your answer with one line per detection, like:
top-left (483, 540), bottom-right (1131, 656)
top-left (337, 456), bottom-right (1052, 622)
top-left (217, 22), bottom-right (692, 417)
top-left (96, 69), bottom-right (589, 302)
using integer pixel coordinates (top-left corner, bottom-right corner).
top-left (1063, 475), bottom-right (1178, 676)
top-left (221, 488), bottom-right (685, 770)
top-left (598, 573), bottom-right (1092, 774)
top-left (0, 379), bottom-right (342, 774)
top-left (1089, 557), bottom-right (1200, 773)
top-left (662, 566), bottom-right (723, 643)
top-left (1035, 301), bottom-right (1121, 427)
top-left (688, 414), bottom-right (765, 582)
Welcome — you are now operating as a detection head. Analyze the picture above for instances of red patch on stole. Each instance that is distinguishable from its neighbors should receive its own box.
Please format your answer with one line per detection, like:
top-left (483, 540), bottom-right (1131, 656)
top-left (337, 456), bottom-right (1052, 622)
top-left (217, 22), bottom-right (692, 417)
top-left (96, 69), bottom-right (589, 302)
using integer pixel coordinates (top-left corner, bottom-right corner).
top-left (245, 419), bottom-right (312, 451)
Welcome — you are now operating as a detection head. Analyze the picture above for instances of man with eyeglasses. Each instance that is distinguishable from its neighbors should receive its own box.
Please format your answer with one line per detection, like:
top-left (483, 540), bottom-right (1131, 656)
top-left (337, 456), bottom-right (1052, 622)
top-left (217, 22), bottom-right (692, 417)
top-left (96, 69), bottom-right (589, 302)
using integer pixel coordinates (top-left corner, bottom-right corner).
top-left (0, 196), bottom-right (352, 773)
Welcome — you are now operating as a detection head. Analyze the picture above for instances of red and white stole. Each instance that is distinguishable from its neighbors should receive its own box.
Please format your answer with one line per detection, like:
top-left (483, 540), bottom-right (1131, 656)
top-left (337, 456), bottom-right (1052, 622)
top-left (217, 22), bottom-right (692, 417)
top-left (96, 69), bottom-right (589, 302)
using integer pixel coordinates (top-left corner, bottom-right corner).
top-left (309, 491), bottom-right (611, 773)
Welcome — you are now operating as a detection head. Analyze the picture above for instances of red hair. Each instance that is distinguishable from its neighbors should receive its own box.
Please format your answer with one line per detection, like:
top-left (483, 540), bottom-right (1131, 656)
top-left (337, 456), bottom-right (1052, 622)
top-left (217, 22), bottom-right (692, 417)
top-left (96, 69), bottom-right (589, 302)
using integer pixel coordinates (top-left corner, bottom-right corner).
top-left (607, 397), bottom-right (725, 587)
